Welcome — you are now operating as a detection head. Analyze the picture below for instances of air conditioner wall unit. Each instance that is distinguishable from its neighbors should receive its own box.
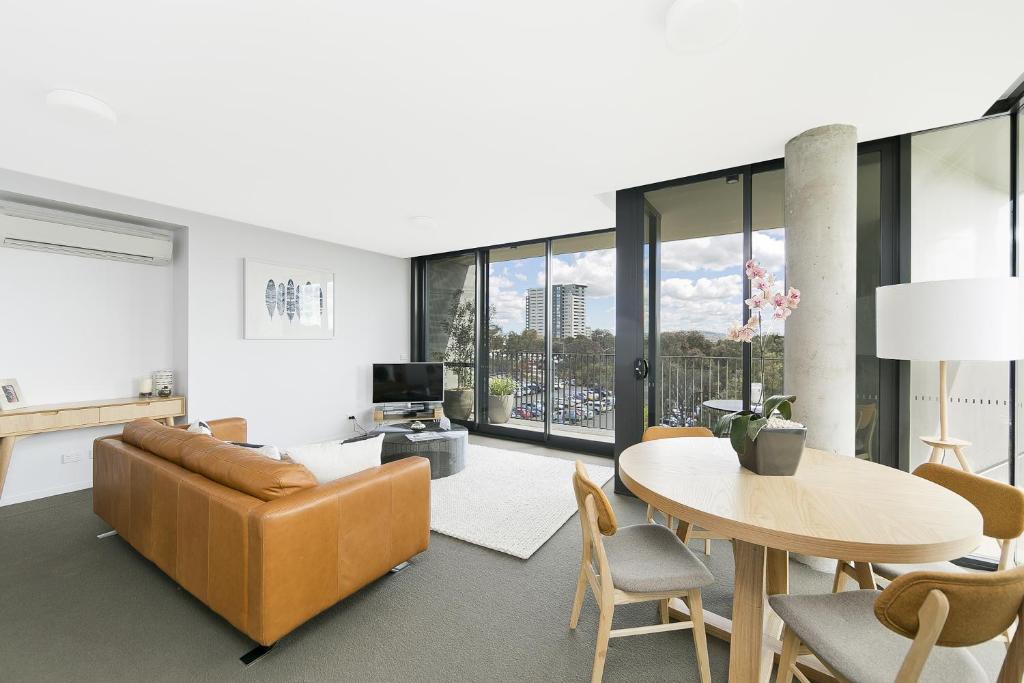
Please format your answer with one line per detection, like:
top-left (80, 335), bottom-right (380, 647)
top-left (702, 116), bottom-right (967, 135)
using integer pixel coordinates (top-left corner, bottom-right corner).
top-left (0, 201), bottom-right (173, 266)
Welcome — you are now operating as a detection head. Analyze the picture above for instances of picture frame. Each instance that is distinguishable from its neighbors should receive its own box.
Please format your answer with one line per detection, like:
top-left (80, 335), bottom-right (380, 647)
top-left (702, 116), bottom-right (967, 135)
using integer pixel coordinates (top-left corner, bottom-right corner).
top-left (244, 258), bottom-right (335, 340)
top-left (0, 379), bottom-right (25, 411)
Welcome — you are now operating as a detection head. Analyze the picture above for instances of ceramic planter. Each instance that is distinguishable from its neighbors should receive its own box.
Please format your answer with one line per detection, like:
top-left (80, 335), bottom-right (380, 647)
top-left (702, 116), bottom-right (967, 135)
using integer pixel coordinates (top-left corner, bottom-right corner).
top-left (488, 394), bottom-right (514, 424)
top-left (737, 427), bottom-right (807, 476)
top-left (443, 389), bottom-right (474, 421)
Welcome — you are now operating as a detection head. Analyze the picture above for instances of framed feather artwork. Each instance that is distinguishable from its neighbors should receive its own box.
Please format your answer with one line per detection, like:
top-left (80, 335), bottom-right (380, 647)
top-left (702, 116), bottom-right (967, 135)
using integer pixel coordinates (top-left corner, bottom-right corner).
top-left (244, 258), bottom-right (334, 340)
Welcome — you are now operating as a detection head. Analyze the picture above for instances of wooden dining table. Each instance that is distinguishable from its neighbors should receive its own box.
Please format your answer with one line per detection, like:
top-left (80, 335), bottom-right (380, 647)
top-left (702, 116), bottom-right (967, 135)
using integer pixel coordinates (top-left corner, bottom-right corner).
top-left (618, 437), bottom-right (984, 683)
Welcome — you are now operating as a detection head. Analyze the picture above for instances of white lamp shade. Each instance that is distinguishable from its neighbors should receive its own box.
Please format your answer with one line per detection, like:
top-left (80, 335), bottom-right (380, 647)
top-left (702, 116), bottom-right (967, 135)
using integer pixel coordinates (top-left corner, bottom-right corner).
top-left (876, 277), bottom-right (1024, 361)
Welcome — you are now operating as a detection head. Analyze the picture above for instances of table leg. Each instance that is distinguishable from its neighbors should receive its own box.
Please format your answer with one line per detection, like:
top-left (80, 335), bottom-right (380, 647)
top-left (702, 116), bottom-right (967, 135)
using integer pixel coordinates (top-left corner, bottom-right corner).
top-left (162, 417), bottom-right (176, 427)
top-left (0, 436), bottom-right (17, 501)
top-left (853, 562), bottom-right (876, 589)
top-left (759, 548), bottom-right (789, 683)
top-left (730, 539), bottom-right (767, 683)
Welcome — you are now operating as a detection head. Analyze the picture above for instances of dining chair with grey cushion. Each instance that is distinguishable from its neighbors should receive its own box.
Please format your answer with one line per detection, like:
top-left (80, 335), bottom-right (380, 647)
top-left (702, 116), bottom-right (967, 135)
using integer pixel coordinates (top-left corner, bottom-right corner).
top-left (570, 460), bottom-right (714, 683)
top-left (640, 425), bottom-right (726, 555)
top-left (834, 463), bottom-right (1024, 593)
top-left (771, 564), bottom-right (1024, 683)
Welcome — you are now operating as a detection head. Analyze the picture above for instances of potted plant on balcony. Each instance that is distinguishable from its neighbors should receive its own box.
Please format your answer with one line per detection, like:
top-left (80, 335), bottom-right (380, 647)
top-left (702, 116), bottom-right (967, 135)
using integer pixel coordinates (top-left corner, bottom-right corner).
top-left (716, 259), bottom-right (806, 475)
top-left (438, 297), bottom-right (476, 421)
top-left (488, 376), bottom-right (515, 424)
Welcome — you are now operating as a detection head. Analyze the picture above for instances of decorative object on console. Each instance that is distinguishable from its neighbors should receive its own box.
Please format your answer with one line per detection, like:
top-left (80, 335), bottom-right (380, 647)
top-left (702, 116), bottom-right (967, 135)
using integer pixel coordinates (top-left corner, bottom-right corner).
top-left (876, 277), bottom-right (1024, 472)
top-left (244, 258), bottom-right (334, 340)
top-left (487, 376), bottom-right (515, 424)
top-left (0, 378), bottom-right (25, 410)
top-left (151, 370), bottom-right (174, 398)
top-left (285, 433), bottom-right (383, 484)
top-left (138, 377), bottom-right (153, 398)
top-left (715, 395), bottom-right (806, 476)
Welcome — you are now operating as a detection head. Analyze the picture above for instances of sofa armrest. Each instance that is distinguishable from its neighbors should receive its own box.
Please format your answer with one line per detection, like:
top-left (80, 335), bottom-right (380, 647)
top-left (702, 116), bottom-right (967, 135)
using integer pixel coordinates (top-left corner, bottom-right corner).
top-left (246, 456), bottom-right (430, 645)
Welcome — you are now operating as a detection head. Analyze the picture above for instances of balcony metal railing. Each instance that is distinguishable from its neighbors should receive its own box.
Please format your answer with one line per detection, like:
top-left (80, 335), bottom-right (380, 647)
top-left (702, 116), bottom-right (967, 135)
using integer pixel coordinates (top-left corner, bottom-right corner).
top-left (485, 351), bottom-right (782, 434)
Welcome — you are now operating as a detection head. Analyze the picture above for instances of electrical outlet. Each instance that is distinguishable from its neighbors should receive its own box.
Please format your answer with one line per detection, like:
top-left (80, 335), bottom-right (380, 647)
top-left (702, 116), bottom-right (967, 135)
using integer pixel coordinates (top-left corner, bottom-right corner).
top-left (61, 452), bottom-right (83, 464)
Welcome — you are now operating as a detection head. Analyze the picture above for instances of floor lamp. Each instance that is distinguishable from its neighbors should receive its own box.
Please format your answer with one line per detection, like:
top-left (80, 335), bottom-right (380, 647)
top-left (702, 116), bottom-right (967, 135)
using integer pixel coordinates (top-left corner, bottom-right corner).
top-left (876, 277), bottom-right (1024, 472)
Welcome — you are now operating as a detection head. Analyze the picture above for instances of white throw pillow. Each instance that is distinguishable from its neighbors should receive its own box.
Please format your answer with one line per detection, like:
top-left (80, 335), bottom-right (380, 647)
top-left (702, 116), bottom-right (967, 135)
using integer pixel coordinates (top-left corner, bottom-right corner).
top-left (186, 420), bottom-right (212, 435)
top-left (285, 434), bottom-right (383, 484)
top-left (230, 442), bottom-right (283, 460)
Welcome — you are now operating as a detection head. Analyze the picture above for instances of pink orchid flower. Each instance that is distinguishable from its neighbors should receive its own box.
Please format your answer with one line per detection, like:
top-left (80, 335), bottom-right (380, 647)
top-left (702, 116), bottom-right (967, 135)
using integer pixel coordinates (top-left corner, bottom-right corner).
top-left (773, 306), bottom-right (792, 320)
top-left (786, 287), bottom-right (801, 309)
top-left (744, 259), bottom-right (766, 279)
top-left (772, 292), bottom-right (786, 308)
top-left (744, 293), bottom-right (766, 309)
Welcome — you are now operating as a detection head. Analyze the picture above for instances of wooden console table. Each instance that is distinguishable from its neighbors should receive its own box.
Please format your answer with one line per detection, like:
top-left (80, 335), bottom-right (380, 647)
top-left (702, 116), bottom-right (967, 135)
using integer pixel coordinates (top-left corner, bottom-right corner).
top-left (0, 395), bottom-right (186, 500)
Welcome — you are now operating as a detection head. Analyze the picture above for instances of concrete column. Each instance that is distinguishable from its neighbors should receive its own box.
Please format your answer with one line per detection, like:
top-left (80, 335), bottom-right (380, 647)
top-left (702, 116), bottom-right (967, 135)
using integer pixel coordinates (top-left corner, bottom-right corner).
top-left (783, 124), bottom-right (857, 457)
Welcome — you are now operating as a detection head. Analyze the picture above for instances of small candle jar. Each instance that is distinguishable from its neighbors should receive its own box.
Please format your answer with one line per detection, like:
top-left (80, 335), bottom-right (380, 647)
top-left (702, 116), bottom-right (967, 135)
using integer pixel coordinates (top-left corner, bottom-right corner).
top-left (139, 378), bottom-right (153, 397)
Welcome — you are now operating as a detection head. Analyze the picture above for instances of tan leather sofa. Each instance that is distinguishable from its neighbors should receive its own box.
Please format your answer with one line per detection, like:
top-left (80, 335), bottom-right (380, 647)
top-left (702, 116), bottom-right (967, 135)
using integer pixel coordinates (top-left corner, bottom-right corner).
top-left (93, 417), bottom-right (430, 647)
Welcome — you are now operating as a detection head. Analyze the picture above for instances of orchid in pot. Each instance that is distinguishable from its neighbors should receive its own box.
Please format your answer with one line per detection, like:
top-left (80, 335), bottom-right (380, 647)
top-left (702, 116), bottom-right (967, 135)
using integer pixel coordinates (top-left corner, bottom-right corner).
top-left (716, 259), bottom-right (807, 475)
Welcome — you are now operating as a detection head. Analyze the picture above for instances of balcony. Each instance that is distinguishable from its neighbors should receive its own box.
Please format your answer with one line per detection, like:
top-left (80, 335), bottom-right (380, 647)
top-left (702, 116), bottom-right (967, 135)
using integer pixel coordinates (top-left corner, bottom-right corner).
top-left (488, 351), bottom-right (783, 442)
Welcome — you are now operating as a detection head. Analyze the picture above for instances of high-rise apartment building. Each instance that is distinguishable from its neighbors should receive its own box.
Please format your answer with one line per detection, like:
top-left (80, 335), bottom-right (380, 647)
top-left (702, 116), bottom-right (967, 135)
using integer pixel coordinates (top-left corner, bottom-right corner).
top-left (524, 284), bottom-right (588, 338)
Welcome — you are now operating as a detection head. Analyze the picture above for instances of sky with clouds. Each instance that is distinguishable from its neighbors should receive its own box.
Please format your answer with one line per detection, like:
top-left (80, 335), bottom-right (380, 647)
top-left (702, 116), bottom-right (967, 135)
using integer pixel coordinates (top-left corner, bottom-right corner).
top-left (488, 228), bottom-right (786, 335)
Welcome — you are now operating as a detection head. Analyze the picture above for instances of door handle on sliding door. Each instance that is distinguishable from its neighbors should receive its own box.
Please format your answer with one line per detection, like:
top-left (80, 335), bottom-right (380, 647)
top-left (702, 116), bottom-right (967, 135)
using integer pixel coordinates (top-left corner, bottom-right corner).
top-left (633, 358), bottom-right (649, 380)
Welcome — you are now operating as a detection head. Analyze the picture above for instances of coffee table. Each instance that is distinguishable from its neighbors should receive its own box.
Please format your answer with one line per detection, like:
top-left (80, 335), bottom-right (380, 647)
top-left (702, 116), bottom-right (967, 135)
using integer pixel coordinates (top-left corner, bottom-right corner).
top-left (375, 423), bottom-right (468, 479)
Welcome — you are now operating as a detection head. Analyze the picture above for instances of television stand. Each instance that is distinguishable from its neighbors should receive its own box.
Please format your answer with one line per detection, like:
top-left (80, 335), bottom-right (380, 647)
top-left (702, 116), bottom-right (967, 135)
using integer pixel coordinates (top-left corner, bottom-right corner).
top-left (373, 404), bottom-right (444, 424)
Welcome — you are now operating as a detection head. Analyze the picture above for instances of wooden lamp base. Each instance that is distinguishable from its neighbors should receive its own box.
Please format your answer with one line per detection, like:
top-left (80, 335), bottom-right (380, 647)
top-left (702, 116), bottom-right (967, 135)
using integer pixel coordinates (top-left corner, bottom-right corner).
top-left (920, 360), bottom-right (972, 472)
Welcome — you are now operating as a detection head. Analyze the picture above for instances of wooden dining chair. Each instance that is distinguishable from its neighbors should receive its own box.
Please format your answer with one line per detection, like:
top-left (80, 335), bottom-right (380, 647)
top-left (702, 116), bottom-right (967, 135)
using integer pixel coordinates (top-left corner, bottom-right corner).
top-left (772, 564), bottom-right (1024, 683)
top-left (569, 461), bottom-right (714, 683)
top-left (640, 426), bottom-right (726, 555)
top-left (834, 463), bottom-right (1024, 592)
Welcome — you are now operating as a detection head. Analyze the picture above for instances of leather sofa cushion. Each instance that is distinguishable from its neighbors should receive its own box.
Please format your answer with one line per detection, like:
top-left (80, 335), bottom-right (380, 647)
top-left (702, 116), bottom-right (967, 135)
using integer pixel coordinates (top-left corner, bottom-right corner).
top-left (123, 418), bottom-right (198, 466)
top-left (181, 435), bottom-right (317, 501)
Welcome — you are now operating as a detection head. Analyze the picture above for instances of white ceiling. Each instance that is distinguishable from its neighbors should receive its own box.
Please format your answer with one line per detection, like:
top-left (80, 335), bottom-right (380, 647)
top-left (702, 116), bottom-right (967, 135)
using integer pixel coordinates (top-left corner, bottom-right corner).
top-left (0, 1), bottom-right (1021, 258)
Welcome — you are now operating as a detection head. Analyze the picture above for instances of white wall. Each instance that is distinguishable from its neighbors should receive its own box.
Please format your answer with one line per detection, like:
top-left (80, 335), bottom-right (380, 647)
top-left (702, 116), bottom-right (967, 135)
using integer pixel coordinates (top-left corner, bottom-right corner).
top-left (186, 222), bottom-right (409, 446)
top-left (0, 169), bottom-right (409, 505)
top-left (0, 248), bottom-right (174, 504)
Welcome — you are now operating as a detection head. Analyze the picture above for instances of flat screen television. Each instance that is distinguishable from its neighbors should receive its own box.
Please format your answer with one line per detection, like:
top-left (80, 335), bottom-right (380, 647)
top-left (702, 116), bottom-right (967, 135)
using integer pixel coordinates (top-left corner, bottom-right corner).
top-left (372, 362), bottom-right (444, 404)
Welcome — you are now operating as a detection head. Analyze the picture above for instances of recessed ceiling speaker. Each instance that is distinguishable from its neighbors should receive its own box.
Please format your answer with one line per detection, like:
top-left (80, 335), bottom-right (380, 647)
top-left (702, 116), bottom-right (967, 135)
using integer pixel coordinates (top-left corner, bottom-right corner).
top-left (666, 0), bottom-right (744, 54)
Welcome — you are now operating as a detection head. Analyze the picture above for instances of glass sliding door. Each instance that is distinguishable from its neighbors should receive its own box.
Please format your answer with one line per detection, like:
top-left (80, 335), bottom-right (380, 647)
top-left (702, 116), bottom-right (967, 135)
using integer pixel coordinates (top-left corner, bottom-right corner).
top-left (486, 243), bottom-right (546, 433)
top-left (425, 253), bottom-right (477, 423)
top-left (908, 117), bottom-right (1012, 482)
top-left (550, 232), bottom-right (616, 442)
top-left (856, 151), bottom-right (883, 462)
top-left (644, 174), bottom-right (745, 430)
top-left (751, 169), bottom-right (785, 404)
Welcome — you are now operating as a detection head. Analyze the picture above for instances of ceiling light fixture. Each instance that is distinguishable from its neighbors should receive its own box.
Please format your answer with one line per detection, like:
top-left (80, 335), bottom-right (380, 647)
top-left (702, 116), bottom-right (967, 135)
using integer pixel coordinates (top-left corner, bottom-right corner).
top-left (666, 0), bottom-right (744, 54)
top-left (45, 89), bottom-right (118, 124)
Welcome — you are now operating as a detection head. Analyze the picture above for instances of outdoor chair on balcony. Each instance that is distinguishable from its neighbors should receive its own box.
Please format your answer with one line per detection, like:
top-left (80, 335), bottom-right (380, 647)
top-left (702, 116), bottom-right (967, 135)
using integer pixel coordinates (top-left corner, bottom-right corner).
top-left (641, 426), bottom-right (729, 556)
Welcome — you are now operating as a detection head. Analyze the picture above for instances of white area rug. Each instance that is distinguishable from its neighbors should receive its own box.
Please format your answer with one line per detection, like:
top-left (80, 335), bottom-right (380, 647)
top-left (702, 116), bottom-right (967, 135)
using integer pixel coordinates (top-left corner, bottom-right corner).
top-left (430, 444), bottom-right (614, 559)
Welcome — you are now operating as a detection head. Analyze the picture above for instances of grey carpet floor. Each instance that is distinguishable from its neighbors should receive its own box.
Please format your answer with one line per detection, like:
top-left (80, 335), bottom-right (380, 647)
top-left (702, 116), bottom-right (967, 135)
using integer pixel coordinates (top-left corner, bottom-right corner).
top-left (0, 468), bottom-right (1008, 682)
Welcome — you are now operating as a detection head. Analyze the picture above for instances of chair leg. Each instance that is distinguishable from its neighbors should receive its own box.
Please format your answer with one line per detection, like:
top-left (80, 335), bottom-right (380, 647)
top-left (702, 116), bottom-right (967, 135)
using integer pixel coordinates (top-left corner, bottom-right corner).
top-left (832, 561), bottom-right (848, 593)
top-left (646, 504), bottom-right (655, 524)
top-left (591, 602), bottom-right (614, 683)
top-left (688, 590), bottom-right (712, 683)
top-left (570, 563), bottom-right (587, 630)
top-left (704, 537), bottom-right (712, 556)
top-left (658, 598), bottom-right (669, 625)
top-left (776, 627), bottom-right (800, 683)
